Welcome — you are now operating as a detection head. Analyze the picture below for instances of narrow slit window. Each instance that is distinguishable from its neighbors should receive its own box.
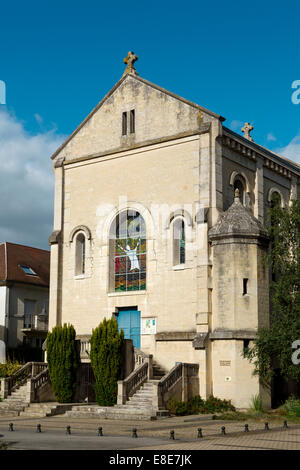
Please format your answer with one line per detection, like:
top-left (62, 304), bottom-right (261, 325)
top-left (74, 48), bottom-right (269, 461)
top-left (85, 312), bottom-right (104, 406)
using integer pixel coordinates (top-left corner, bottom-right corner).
top-left (173, 218), bottom-right (185, 266)
top-left (243, 278), bottom-right (248, 295)
top-left (122, 112), bottom-right (127, 135)
top-left (75, 233), bottom-right (86, 276)
top-left (130, 109), bottom-right (135, 134)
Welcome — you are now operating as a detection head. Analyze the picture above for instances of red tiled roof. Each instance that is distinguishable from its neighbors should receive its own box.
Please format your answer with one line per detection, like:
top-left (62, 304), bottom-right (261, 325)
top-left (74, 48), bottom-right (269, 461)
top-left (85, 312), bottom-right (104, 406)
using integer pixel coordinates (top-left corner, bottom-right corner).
top-left (0, 242), bottom-right (50, 287)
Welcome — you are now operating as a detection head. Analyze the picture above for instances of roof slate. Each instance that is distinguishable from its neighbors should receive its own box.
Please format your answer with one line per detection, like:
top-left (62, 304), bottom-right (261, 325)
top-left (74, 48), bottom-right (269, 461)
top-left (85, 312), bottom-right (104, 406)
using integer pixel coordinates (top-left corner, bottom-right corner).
top-left (0, 242), bottom-right (50, 287)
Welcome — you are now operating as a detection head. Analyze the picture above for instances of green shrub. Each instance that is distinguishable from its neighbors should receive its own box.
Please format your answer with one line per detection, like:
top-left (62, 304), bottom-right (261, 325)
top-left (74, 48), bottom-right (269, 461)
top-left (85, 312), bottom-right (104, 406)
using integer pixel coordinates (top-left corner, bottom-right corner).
top-left (167, 394), bottom-right (235, 416)
top-left (90, 317), bottom-right (124, 406)
top-left (283, 397), bottom-right (300, 418)
top-left (46, 324), bottom-right (78, 403)
top-left (0, 359), bottom-right (23, 378)
top-left (204, 395), bottom-right (235, 413)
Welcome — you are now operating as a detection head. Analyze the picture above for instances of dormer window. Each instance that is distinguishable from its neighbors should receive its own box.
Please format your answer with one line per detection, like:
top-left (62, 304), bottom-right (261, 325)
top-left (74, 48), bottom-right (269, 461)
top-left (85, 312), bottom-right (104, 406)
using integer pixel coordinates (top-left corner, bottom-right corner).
top-left (20, 265), bottom-right (37, 276)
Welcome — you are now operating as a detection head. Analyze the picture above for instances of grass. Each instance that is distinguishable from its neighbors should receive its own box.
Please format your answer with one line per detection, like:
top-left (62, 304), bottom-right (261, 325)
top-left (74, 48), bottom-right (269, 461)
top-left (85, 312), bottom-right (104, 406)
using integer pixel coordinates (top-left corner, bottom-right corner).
top-left (214, 407), bottom-right (300, 424)
top-left (250, 394), bottom-right (263, 412)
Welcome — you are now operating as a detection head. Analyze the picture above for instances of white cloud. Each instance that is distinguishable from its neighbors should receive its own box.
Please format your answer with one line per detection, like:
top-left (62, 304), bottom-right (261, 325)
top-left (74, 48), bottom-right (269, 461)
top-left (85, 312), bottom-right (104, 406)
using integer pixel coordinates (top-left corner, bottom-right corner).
top-left (229, 120), bottom-right (243, 132)
top-left (0, 110), bottom-right (66, 249)
top-left (34, 113), bottom-right (43, 125)
top-left (276, 133), bottom-right (300, 164)
top-left (267, 133), bottom-right (277, 142)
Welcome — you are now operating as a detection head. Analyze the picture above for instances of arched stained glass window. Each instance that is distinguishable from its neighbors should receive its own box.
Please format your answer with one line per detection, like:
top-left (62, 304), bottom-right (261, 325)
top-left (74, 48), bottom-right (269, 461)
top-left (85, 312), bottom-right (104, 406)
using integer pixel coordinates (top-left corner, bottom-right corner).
top-left (111, 210), bottom-right (146, 292)
top-left (173, 218), bottom-right (185, 266)
top-left (75, 232), bottom-right (86, 276)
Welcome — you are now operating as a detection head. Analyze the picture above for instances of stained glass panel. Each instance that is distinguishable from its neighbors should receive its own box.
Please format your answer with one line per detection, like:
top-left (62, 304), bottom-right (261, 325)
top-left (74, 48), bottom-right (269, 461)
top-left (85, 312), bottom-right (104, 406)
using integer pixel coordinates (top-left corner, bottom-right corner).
top-left (114, 211), bottom-right (146, 291)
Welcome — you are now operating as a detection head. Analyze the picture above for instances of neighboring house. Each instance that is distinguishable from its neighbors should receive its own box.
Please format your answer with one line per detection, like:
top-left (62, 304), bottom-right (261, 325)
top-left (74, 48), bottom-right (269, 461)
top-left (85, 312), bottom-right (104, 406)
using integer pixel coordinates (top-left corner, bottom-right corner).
top-left (0, 242), bottom-right (50, 361)
top-left (48, 53), bottom-right (300, 408)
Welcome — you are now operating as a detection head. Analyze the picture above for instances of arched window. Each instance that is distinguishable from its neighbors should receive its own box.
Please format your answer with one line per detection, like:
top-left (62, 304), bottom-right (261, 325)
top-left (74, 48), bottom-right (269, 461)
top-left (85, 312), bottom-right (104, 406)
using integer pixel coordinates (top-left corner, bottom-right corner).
top-left (233, 178), bottom-right (245, 205)
top-left (270, 191), bottom-right (282, 208)
top-left (173, 218), bottom-right (185, 266)
top-left (75, 233), bottom-right (86, 276)
top-left (110, 210), bottom-right (146, 292)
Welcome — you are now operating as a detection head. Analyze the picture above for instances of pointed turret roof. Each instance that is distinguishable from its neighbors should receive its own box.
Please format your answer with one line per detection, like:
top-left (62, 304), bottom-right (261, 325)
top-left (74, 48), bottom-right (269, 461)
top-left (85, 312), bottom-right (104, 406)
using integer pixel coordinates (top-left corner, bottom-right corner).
top-left (208, 190), bottom-right (268, 242)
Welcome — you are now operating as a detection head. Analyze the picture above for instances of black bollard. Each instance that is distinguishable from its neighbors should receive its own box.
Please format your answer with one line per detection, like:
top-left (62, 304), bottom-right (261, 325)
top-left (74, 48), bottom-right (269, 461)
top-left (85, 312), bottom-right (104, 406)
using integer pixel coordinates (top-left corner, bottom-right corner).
top-left (132, 428), bottom-right (138, 438)
top-left (9, 423), bottom-right (14, 432)
top-left (170, 430), bottom-right (175, 440)
top-left (36, 424), bottom-right (42, 433)
top-left (98, 426), bottom-right (103, 436)
top-left (264, 422), bottom-right (269, 431)
top-left (66, 425), bottom-right (71, 435)
top-left (197, 428), bottom-right (203, 438)
top-left (244, 424), bottom-right (249, 432)
top-left (221, 426), bottom-right (226, 435)
top-left (283, 420), bottom-right (288, 429)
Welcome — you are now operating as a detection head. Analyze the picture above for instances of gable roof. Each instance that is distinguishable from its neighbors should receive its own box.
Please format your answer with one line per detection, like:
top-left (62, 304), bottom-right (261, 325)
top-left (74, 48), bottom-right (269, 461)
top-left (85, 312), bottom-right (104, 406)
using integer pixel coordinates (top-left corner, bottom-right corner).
top-left (51, 73), bottom-right (225, 161)
top-left (0, 242), bottom-right (50, 287)
top-left (50, 72), bottom-right (300, 174)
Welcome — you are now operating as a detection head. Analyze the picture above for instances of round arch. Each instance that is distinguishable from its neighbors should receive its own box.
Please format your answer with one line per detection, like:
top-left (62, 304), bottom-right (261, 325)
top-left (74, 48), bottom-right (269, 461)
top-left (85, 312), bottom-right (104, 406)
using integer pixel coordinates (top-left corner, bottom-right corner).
top-left (164, 209), bottom-right (193, 230)
top-left (69, 225), bottom-right (91, 243)
top-left (229, 171), bottom-right (251, 193)
top-left (267, 187), bottom-right (285, 208)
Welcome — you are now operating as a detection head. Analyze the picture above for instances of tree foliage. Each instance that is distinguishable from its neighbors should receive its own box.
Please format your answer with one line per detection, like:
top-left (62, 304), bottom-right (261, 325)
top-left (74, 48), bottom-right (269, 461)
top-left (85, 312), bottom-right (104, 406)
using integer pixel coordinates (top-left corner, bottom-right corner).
top-left (90, 317), bottom-right (124, 406)
top-left (46, 324), bottom-right (78, 403)
top-left (244, 199), bottom-right (300, 383)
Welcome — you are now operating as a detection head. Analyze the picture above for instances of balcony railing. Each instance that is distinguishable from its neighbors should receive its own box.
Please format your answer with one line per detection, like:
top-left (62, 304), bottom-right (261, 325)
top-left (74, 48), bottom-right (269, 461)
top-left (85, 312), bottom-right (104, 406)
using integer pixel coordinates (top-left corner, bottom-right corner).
top-left (23, 314), bottom-right (48, 331)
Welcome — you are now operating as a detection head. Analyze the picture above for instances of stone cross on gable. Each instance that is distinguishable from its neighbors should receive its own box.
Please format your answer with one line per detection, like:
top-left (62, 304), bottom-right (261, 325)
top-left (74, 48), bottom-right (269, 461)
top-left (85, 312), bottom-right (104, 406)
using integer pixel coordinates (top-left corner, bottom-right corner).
top-left (241, 122), bottom-right (254, 141)
top-left (123, 51), bottom-right (138, 76)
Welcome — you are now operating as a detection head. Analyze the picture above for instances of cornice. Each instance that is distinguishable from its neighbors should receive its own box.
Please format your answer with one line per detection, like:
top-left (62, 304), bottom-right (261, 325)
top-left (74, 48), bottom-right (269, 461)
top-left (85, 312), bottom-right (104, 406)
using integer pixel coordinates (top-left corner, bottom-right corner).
top-left (223, 128), bottom-right (300, 179)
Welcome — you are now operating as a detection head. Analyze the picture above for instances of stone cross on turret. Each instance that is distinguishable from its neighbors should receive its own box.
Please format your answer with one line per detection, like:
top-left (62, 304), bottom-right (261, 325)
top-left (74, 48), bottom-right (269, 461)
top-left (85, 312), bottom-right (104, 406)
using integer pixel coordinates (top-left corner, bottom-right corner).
top-left (241, 122), bottom-right (254, 142)
top-left (123, 51), bottom-right (138, 76)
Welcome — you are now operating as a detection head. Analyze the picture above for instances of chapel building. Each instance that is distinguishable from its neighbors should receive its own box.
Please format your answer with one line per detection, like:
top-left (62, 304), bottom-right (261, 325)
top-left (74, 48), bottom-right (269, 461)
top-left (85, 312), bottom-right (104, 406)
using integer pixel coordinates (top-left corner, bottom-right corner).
top-left (48, 53), bottom-right (300, 408)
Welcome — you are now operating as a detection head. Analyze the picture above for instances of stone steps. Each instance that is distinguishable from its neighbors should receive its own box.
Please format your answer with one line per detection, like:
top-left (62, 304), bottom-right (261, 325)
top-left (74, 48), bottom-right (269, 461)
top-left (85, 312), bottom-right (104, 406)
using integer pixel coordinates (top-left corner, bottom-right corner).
top-left (19, 403), bottom-right (74, 418)
top-left (0, 383), bottom-right (29, 416)
top-left (66, 377), bottom-right (169, 420)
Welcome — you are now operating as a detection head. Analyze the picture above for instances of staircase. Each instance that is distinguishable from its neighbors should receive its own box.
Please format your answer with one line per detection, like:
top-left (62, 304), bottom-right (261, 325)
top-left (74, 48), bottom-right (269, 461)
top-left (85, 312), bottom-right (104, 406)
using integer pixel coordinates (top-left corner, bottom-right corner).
top-left (0, 362), bottom-right (53, 417)
top-left (152, 361), bottom-right (166, 380)
top-left (19, 403), bottom-right (74, 418)
top-left (0, 383), bottom-right (29, 416)
top-left (66, 355), bottom-right (171, 420)
top-left (67, 380), bottom-right (169, 420)
top-left (113, 380), bottom-right (169, 419)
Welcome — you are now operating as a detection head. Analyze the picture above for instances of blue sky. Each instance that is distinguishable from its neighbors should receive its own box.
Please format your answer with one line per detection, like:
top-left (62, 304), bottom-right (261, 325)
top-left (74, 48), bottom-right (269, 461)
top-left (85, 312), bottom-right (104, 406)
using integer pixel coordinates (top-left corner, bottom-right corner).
top-left (0, 0), bottom-right (299, 249)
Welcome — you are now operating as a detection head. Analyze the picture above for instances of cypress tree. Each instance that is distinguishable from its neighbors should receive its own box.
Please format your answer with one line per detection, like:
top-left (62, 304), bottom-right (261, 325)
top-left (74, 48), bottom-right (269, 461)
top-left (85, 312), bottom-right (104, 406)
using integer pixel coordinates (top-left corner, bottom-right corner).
top-left (46, 323), bottom-right (78, 403)
top-left (90, 317), bottom-right (124, 406)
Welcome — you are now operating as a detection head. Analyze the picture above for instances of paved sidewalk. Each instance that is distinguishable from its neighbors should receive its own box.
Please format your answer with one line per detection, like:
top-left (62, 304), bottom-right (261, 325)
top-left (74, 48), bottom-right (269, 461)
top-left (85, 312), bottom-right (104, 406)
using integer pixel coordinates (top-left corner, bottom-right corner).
top-left (0, 414), bottom-right (299, 450)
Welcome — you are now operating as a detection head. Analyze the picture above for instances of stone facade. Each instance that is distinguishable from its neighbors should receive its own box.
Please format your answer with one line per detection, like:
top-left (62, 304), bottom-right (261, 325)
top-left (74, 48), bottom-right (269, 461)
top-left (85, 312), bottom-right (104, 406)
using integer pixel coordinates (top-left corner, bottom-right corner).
top-left (48, 68), bottom-right (300, 408)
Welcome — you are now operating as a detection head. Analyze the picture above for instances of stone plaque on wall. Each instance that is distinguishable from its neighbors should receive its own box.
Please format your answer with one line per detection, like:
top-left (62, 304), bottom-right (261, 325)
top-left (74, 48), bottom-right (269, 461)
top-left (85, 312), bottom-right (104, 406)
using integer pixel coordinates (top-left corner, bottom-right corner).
top-left (219, 360), bottom-right (231, 367)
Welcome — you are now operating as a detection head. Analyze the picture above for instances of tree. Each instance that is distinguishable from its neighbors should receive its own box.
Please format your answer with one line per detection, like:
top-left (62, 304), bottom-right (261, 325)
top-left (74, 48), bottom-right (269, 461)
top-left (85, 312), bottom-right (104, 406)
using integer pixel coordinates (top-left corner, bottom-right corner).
top-left (244, 199), bottom-right (300, 384)
top-left (46, 324), bottom-right (78, 403)
top-left (90, 317), bottom-right (124, 406)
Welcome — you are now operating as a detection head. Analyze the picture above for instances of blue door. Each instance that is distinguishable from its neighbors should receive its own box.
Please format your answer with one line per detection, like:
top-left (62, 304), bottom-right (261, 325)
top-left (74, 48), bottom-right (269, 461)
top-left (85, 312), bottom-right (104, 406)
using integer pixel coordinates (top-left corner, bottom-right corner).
top-left (117, 308), bottom-right (141, 349)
